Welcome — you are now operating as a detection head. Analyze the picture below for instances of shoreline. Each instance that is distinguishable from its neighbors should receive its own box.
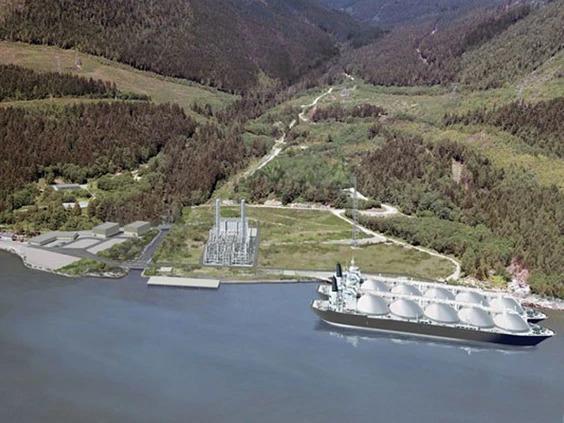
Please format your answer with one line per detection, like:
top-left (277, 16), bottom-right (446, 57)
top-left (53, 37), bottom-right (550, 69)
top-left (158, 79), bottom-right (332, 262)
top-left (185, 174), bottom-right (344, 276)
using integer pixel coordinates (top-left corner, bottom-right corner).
top-left (2, 241), bottom-right (563, 310)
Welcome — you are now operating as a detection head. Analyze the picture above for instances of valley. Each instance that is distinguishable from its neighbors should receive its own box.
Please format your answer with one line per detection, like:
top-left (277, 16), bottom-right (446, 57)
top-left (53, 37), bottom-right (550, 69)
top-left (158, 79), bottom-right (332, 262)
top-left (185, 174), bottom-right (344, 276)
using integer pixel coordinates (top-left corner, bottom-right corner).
top-left (0, 0), bottom-right (562, 301)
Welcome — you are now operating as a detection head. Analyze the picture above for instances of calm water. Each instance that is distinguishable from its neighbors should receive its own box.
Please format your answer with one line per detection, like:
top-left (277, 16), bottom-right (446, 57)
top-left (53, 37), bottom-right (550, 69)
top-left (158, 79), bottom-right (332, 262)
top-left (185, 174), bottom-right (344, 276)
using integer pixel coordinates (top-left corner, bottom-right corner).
top-left (0, 252), bottom-right (563, 423)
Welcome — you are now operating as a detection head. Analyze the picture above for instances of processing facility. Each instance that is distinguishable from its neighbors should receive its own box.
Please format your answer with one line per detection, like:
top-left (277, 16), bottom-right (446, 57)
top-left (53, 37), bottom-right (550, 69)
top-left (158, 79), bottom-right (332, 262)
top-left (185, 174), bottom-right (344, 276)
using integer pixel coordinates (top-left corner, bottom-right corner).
top-left (203, 199), bottom-right (258, 267)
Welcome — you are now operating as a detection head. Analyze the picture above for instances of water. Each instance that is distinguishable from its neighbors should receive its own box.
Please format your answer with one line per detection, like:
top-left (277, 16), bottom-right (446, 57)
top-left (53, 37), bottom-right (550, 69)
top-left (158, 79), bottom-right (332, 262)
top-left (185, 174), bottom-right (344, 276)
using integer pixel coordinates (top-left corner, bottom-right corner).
top-left (0, 251), bottom-right (563, 423)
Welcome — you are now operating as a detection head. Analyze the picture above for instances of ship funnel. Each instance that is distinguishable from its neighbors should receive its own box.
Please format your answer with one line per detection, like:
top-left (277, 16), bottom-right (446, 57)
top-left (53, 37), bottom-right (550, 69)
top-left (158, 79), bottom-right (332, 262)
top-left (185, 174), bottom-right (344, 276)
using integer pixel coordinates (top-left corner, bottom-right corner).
top-left (336, 263), bottom-right (343, 278)
top-left (330, 276), bottom-right (338, 292)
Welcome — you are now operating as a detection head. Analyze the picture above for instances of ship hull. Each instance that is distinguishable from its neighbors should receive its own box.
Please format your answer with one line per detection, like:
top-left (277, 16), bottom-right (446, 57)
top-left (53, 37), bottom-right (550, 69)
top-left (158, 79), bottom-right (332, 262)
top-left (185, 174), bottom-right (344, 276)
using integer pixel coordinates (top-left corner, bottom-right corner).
top-left (313, 305), bottom-right (551, 346)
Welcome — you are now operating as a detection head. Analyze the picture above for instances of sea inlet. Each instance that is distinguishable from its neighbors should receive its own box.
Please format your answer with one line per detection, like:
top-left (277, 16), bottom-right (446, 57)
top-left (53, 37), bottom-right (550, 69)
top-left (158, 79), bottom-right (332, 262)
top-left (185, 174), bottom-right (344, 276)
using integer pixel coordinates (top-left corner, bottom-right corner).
top-left (0, 252), bottom-right (563, 423)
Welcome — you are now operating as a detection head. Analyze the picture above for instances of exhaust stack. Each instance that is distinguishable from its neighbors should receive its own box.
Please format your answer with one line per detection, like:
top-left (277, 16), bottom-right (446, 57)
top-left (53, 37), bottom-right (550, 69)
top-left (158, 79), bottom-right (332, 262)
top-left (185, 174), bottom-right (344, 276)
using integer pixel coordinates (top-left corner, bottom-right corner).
top-left (330, 276), bottom-right (339, 292)
top-left (336, 263), bottom-right (343, 278)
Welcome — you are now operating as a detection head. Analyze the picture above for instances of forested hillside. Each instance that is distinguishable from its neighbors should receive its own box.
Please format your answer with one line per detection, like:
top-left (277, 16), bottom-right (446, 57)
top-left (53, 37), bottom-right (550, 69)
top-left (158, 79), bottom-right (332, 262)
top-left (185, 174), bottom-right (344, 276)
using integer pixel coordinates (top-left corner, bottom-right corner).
top-left (320, 0), bottom-right (502, 27)
top-left (0, 0), bottom-right (358, 92)
top-left (444, 98), bottom-right (564, 158)
top-left (0, 64), bottom-right (122, 101)
top-left (342, 4), bottom-right (535, 86)
top-left (356, 136), bottom-right (563, 297)
top-left (459, 0), bottom-right (564, 88)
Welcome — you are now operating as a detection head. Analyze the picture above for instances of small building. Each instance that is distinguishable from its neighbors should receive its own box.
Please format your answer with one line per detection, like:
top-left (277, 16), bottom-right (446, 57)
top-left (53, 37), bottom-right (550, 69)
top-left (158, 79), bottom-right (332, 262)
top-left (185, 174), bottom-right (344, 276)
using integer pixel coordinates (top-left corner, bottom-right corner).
top-left (92, 222), bottom-right (120, 238)
top-left (51, 183), bottom-right (82, 192)
top-left (124, 221), bottom-right (151, 237)
top-left (29, 231), bottom-right (78, 247)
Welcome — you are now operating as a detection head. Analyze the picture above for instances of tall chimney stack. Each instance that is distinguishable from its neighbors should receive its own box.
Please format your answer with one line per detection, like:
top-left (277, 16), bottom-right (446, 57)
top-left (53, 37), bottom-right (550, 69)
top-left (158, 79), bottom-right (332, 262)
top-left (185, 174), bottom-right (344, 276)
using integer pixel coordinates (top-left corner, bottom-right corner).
top-left (215, 198), bottom-right (221, 235)
top-left (240, 199), bottom-right (247, 242)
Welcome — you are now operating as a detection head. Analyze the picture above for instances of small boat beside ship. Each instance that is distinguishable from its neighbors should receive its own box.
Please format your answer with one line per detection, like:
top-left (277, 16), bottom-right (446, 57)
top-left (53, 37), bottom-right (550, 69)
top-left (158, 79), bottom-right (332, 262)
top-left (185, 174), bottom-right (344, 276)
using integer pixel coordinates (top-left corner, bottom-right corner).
top-left (312, 262), bottom-right (554, 346)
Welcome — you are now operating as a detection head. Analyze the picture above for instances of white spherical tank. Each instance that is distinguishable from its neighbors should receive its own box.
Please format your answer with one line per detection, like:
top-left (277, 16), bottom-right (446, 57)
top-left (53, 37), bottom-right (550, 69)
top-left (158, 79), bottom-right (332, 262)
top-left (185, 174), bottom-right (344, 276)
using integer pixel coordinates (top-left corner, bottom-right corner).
top-left (458, 307), bottom-right (495, 328)
top-left (424, 303), bottom-right (459, 324)
top-left (493, 312), bottom-right (530, 333)
top-left (391, 284), bottom-right (421, 297)
top-left (455, 291), bottom-right (486, 305)
top-left (390, 299), bottom-right (423, 319)
top-left (362, 279), bottom-right (390, 292)
top-left (424, 287), bottom-right (455, 301)
top-left (489, 296), bottom-right (524, 314)
top-left (357, 295), bottom-right (389, 315)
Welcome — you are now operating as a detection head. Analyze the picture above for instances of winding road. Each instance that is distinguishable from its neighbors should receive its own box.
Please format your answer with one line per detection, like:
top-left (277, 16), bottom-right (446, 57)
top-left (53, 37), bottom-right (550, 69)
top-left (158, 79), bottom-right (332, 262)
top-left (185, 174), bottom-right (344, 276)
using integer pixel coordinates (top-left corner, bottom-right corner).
top-left (299, 87), bottom-right (334, 122)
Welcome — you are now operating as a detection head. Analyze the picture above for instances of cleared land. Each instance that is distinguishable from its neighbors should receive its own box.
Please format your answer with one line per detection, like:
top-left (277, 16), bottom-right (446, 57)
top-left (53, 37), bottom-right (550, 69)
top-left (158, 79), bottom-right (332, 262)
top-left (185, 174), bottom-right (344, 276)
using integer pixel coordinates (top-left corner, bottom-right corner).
top-left (149, 206), bottom-right (455, 281)
top-left (0, 41), bottom-right (236, 114)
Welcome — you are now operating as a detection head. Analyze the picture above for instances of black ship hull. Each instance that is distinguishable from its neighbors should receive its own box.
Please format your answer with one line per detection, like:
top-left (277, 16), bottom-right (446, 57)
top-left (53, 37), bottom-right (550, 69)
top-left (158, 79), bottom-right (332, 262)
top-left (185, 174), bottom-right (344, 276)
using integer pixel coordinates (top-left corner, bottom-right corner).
top-left (313, 304), bottom-right (551, 346)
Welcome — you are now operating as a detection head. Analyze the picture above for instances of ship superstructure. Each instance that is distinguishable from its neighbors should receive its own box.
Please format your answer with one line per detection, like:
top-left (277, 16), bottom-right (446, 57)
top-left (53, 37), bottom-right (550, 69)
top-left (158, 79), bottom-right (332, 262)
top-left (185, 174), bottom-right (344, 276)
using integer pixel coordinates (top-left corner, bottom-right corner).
top-left (312, 262), bottom-right (554, 346)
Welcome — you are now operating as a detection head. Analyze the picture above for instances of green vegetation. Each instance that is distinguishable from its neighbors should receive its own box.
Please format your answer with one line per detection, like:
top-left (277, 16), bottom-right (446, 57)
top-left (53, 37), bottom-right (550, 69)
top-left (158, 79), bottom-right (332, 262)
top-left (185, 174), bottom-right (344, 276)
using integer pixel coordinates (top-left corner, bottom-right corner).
top-left (0, 41), bottom-right (234, 115)
top-left (151, 206), bottom-right (454, 280)
top-left (98, 229), bottom-right (158, 262)
top-left (59, 258), bottom-right (124, 277)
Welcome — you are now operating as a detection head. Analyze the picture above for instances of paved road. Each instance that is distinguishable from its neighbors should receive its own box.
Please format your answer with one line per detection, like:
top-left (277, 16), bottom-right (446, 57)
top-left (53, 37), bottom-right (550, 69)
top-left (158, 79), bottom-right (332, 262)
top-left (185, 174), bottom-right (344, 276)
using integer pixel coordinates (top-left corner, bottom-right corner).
top-left (124, 226), bottom-right (170, 270)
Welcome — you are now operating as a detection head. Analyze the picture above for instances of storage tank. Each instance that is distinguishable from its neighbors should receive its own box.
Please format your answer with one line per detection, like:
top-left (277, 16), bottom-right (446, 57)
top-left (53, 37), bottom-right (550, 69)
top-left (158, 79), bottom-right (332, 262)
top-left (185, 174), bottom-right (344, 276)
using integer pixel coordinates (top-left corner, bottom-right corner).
top-left (357, 295), bottom-right (389, 316)
top-left (391, 284), bottom-right (421, 297)
top-left (489, 296), bottom-right (524, 314)
top-left (362, 279), bottom-right (390, 292)
top-left (458, 307), bottom-right (495, 328)
top-left (493, 312), bottom-right (530, 333)
top-left (390, 299), bottom-right (423, 319)
top-left (424, 287), bottom-right (455, 301)
top-left (456, 291), bottom-right (486, 305)
top-left (424, 303), bottom-right (459, 324)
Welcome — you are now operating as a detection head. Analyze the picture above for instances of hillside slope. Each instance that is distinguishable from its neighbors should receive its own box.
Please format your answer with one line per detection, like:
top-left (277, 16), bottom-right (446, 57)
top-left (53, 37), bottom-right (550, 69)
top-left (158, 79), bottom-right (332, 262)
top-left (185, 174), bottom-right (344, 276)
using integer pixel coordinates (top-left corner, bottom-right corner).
top-left (0, 0), bottom-right (358, 92)
top-left (320, 0), bottom-right (502, 26)
top-left (341, 1), bottom-right (563, 88)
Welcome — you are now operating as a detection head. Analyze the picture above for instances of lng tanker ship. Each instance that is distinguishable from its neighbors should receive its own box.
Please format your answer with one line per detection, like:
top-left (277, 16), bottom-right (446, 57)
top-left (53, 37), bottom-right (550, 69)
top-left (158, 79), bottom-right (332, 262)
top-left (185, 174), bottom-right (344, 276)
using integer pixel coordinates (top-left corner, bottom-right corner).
top-left (312, 262), bottom-right (554, 346)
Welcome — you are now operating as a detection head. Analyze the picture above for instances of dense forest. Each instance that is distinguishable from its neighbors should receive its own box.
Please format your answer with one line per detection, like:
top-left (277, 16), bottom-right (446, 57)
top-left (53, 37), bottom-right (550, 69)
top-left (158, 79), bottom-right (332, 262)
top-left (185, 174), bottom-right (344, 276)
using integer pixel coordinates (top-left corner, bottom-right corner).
top-left (311, 103), bottom-right (385, 122)
top-left (342, 4), bottom-right (533, 86)
top-left (0, 64), bottom-right (122, 101)
top-left (0, 102), bottom-right (195, 213)
top-left (356, 136), bottom-right (563, 297)
top-left (0, 0), bottom-right (358, 92)
top-left (459, 0), bottom-right (564, 88)
top-left (320, 0), bottom-right (503, 27)
top-left (444, 98), bottom-right (564, 158)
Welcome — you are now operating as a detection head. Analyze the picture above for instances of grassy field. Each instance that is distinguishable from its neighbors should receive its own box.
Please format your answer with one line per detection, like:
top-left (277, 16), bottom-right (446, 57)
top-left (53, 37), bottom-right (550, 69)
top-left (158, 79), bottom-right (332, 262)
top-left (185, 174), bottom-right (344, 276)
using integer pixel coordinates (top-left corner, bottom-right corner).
top-left (0, 41), bottom-right (236, 115)
top-left (149, 205), bottom-right (455, 280)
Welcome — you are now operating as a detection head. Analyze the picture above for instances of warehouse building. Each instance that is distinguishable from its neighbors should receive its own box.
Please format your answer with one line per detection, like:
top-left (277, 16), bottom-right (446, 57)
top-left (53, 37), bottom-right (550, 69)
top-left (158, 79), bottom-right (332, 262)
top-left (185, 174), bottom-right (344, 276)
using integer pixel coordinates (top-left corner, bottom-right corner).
top-left (124, 221), bottom-right (151, 237)
top-left (29, 231), bottom-right (78, 247)
top-left (92, 222), bottom-right (120, 238)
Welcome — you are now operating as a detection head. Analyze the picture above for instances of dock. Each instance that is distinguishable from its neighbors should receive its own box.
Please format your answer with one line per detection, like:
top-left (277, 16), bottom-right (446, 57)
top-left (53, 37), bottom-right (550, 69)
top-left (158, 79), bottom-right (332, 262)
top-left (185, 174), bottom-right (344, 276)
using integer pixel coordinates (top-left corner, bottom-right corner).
top-left (147, 276), bottom-right (220, 289)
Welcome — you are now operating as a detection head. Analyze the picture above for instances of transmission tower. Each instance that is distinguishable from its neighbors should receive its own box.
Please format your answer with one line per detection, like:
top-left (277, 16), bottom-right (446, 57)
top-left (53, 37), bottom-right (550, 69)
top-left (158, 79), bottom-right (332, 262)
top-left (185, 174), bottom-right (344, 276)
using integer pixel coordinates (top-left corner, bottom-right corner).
top-left (352, 175), bottom-right (359, 249)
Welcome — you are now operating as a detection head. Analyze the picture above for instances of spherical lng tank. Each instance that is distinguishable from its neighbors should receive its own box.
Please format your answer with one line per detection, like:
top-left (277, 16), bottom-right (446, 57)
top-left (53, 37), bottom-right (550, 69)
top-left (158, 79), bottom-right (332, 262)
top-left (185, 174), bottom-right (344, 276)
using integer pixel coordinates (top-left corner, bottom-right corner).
top-left (362, 279), bottom-right (390, 293)
top-left (458, 307), bottom-right (495, 328)
top-left (493, 312), bottom-right (530, 333)
top-left (424, 303), bottom-right (459, 324)
top-left (391, 284), bottom-right (421, 297)
top-left (489, 296), bottom-right (524, 314)
top-left (424, 287), bottom-right (455, 301)
top-left (455, 291), bottom-right (486, 305)
top-left (390, 299), bottom-right (423, 319)
top-left (357, 295), bottom-right (389, 315)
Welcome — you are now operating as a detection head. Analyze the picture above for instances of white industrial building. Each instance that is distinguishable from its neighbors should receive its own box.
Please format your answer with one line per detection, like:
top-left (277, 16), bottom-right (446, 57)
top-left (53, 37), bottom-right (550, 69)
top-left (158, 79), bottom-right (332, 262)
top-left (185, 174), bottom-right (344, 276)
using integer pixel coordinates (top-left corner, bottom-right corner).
top-left (124, 221), bottom-right (151, 237)
top-left (203, 199), bottom-right (258, 267)
top-left (92, 222), bottom-right (120, 238)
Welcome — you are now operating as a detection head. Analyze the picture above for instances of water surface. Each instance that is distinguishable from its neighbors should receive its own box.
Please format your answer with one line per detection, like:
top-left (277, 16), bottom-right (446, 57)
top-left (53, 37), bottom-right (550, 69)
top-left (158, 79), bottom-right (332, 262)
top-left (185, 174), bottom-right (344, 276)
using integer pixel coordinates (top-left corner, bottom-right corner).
top-left (1, 252), bottom-right (563, 422)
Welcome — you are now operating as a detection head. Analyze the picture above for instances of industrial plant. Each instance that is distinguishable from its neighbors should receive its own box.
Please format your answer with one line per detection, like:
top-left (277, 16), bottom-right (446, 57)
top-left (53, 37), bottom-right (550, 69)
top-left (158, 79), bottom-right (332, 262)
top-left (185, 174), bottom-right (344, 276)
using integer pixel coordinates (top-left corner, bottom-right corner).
top-left (203, 199), bottom-right (258, 267)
